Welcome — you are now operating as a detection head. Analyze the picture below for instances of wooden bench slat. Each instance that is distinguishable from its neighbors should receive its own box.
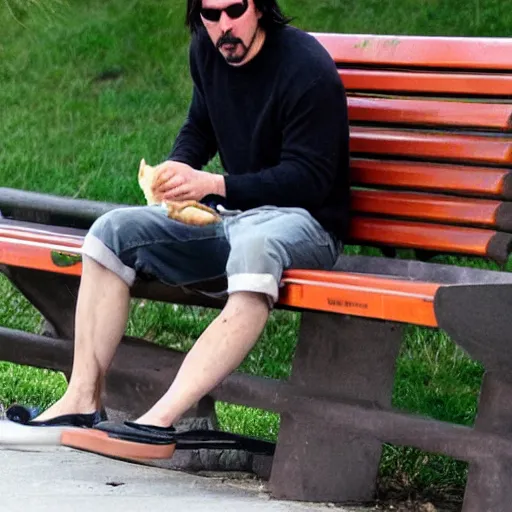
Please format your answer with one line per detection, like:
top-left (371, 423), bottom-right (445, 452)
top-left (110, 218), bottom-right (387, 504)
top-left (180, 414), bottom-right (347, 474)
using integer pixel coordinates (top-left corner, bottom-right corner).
top-left (351, 127), bottom-right (512, 165)
top-left (314, 33), bottom-right (512, 71)
top-left (348, 97), bottom-right (512, 131)
top-left (0, 217), bottom-right (88, 238)
top-left (283, 269), bottom-right (440, 295)
top-left (0, 237), bottom-right (83, 276)
top-left (351, 159), bottom-right (512, 199)
top-left (340, 69), bottom-right (512, 97)
top-left (0, 227), bottom-right (83, 247)
top-left (350, 217), bottom-right (512, 262)
top-left (351, 190), bottom-right (512, 230)
top-left (280, 270), bottom-right (439, 327)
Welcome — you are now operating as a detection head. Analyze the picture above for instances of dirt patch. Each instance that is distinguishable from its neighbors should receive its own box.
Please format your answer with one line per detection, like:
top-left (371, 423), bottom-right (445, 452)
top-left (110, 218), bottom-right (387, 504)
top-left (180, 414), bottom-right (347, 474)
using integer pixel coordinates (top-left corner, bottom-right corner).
top-left (375, 476), bottom-right (463, 512)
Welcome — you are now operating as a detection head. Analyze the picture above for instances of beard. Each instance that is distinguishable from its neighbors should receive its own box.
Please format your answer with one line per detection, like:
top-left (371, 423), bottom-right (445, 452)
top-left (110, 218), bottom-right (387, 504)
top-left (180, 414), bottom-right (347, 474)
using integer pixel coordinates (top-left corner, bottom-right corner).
top-left (216, 29), bottom-right (258, 64)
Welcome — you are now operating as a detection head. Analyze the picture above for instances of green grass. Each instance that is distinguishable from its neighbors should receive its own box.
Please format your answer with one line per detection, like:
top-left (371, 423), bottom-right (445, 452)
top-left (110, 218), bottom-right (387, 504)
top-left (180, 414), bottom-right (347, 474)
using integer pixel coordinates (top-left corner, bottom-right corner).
top-left (1, 0), bottom-right (511, 506)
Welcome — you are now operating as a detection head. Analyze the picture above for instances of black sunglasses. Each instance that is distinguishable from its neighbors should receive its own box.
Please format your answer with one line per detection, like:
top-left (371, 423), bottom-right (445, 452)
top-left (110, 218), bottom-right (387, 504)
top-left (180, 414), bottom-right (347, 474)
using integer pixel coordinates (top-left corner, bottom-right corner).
top-left (200, 0), bottom-right (248, 22)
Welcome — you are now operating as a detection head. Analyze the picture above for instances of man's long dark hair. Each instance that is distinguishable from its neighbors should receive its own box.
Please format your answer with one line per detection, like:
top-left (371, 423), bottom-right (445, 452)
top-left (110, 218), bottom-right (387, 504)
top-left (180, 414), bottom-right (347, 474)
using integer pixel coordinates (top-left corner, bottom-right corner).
top-left (186, 0), bottom-right (292, 33)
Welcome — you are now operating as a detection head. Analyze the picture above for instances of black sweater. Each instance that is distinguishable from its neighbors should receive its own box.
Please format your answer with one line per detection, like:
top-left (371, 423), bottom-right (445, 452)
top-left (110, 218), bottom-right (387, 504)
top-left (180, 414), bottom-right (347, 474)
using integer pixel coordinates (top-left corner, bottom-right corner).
top-left (169, 25), bottom-right (350, 239)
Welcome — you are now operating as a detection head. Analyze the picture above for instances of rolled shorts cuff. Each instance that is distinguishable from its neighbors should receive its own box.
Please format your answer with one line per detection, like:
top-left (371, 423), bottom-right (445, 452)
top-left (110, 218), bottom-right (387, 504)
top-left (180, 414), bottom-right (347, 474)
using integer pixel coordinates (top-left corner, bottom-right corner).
top-left (82, 234), bottom-right (136, 287)
top-left (227, 273), bottom-right (279, 304)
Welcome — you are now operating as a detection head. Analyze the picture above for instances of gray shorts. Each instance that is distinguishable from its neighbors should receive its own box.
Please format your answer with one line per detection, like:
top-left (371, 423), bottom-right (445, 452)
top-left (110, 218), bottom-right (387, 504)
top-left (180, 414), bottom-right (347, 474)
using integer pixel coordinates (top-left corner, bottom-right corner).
top-left (82, 205), bottom-right (340, 304)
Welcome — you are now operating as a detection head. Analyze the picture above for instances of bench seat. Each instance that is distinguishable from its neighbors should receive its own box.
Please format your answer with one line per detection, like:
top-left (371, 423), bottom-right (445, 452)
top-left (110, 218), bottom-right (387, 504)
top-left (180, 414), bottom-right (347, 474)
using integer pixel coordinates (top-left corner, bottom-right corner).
top-left (0, 219), bottom-right (440, 325)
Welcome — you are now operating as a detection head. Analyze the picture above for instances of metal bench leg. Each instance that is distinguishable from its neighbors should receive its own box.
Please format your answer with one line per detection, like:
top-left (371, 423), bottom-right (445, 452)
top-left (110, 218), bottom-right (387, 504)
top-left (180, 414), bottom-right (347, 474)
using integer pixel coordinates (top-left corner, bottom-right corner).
top-left (463, 373), bottom-right (512, 512)
top-left (269, 312), bottom-right (402, 503)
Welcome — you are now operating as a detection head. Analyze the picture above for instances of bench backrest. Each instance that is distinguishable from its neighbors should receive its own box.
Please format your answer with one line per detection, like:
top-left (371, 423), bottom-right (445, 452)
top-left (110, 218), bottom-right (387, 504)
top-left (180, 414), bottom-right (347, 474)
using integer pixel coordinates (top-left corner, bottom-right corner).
top-left (313, 34), bottom-right (512, 264)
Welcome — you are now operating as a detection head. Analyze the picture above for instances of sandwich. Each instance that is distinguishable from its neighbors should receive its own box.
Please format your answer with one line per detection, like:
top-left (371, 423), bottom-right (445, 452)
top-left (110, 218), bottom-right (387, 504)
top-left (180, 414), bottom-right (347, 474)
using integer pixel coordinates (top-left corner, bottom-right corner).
top-left (138, 159), bottom-right (220, 226)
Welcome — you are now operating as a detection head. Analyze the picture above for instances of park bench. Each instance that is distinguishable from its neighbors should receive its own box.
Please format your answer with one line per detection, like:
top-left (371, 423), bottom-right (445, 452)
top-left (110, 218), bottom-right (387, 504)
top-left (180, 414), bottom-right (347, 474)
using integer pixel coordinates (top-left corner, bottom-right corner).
top-left (1, 33), bottom-right (512, 512)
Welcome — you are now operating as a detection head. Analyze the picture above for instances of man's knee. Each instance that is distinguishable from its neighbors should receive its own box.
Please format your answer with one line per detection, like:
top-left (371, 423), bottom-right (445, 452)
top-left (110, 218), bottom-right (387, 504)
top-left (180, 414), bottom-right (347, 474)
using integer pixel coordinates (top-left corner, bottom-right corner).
top-left (88, 208), bottom-right (133, 253)
top-left (88, 207), bottom-right (166, 259)
top-left (226, 234), bottom-right (285, 305)
top-left (81, 209), bottom-right (139, 286)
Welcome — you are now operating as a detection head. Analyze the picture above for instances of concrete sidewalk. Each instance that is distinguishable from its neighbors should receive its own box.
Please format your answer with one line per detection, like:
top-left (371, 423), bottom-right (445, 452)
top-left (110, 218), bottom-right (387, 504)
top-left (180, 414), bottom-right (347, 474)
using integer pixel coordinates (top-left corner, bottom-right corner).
top-left (0, 446), bottom-right (366, 512)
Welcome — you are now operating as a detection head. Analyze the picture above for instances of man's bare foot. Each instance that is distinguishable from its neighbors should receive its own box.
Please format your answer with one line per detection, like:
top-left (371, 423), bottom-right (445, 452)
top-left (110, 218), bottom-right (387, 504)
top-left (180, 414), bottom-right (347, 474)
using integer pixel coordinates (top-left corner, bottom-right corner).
top-left (134, 411), bottom-right (173, 428)
top-left (34, 394), bottom-right (99, 422)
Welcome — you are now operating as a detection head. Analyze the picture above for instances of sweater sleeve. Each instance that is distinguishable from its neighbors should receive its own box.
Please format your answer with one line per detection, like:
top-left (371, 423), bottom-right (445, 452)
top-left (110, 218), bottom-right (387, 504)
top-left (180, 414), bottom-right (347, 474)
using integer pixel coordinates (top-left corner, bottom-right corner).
top-left (223, 74), bottom-right (348, 210)
top-left (168, 38), bottom-right (217, 169)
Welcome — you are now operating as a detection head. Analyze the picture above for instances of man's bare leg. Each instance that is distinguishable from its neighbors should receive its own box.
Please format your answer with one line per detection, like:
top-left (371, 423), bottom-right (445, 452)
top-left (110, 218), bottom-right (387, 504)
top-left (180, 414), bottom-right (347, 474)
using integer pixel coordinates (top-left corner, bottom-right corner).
top-left (35, 262), bottom-right (269, 427)
top-left (136, 291), bottom-right (269, 427)
top-left (35, 256), bottom-right (131, 420)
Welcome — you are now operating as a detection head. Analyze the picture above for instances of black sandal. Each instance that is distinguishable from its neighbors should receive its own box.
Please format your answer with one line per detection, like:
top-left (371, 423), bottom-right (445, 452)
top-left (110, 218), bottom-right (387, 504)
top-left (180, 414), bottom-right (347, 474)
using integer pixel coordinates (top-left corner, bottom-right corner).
top-left (61, 420), bottom-right (274, 461)
top-left (6, 404), bottom-right (107, 428)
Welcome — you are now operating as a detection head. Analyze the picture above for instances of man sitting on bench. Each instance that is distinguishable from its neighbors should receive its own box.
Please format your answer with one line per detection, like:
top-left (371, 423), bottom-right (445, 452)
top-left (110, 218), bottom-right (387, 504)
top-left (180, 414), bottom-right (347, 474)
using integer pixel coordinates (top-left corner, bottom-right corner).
top-left (10, 0), bottom-right (350, 454)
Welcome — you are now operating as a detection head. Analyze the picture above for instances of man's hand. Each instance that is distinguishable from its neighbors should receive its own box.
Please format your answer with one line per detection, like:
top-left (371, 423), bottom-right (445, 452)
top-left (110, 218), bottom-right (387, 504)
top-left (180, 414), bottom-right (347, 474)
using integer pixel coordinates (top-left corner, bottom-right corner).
top-left (152, 161), bottom-right (225, 202)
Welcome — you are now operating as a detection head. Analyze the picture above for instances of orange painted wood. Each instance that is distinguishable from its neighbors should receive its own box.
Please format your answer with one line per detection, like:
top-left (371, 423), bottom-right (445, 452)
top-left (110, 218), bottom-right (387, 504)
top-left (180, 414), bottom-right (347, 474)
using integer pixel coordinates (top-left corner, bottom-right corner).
top-left (0, 224), bottom-right (84, 241)
top-left (0, 231), bottom-right (440, 326)
top-left (313, 33), bottom-right (512, 71)
top-left (351, 190), bottom-right (502, 227)
top-left (279, 270), bottom-right (439, 327)
top-left (0, 228), bottom-right (83, 248)
top-left (350, 217), bottom-right (495, 256)
top-left (0, 237), bottom-right (82, 276)
top-left (350, 127), bottom-right (512, 165)
top-left (350, 159), bottom-right (512, 199)
top-left (340, 69), bottom-right (512, 96)
top-left (348, 97), bottom-right (512, 131)
top-left (282, 269), bottom-right (440, 296)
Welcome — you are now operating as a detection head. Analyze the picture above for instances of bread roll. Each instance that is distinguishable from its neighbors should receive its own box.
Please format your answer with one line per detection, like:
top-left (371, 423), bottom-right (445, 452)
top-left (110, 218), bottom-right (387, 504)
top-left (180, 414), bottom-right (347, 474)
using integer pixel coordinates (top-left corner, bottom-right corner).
top-left (163, 200), bottom-right (220, 226)
top-left (138, 158), bottom-right (160, 205)
top-left (138, 159), bottom-right (220, 226)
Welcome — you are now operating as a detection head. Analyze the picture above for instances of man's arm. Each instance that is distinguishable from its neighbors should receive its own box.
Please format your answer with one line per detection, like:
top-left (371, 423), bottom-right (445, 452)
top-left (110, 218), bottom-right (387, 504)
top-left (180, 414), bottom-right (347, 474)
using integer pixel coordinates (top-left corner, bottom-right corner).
top-left (223, 75), bottom-right (349, 210)
top-left (153, 37), bottom-right (222, 203)
top-left (168, 37), bottom-right (217, 170)
top-left (168, 86), bottom-right (217, 169)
